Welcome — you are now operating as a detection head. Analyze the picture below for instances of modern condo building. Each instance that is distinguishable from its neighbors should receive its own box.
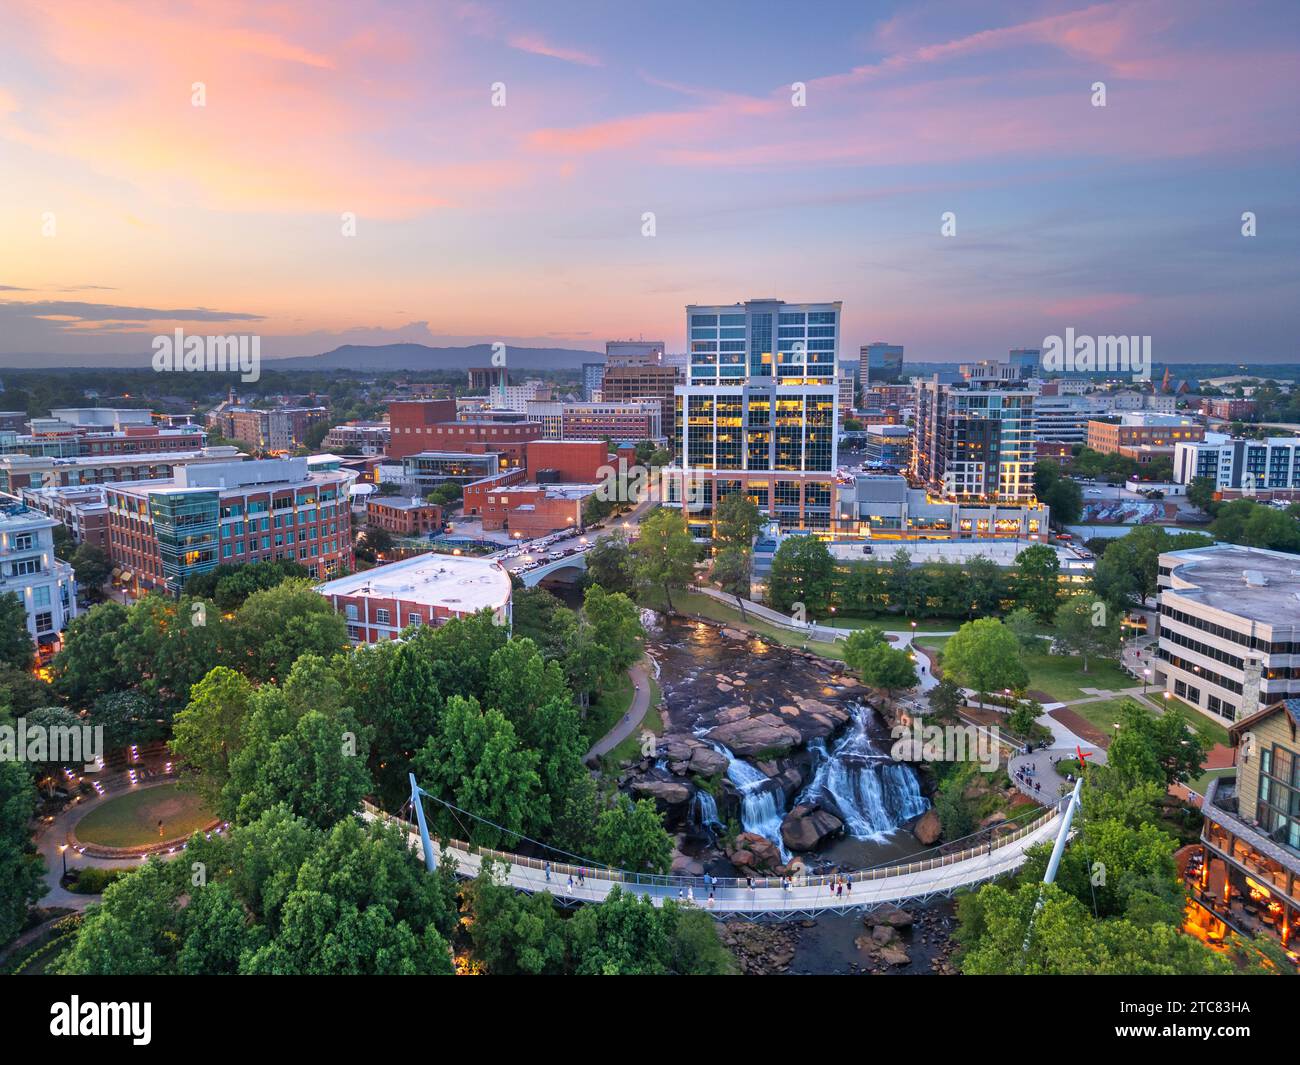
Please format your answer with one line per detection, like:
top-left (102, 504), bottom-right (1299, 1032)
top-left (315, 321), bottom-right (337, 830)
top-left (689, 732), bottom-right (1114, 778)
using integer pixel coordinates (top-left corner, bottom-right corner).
top-left (671, 299), bottom-right (841, 531)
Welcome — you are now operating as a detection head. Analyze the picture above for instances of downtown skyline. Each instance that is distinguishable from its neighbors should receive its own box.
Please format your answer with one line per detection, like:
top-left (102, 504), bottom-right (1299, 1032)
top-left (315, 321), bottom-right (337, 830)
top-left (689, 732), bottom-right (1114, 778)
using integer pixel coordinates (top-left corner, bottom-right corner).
top-left (2, 0), bottom-right (1299, 364)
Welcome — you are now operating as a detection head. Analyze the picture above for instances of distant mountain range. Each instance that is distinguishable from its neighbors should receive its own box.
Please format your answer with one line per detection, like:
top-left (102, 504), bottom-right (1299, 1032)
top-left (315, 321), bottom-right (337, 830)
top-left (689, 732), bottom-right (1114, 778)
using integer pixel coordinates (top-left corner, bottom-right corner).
top-left (0, 343), bottom-right (603, 372)
top-left (270, 343), bottom-right (602, 372)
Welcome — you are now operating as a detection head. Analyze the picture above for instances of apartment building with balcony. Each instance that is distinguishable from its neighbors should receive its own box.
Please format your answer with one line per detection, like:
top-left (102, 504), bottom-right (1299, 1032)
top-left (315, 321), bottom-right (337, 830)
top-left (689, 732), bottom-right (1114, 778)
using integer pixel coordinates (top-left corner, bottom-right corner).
top-left (1188, 700), bottom-right (1300, 966)
top-left (913, 377), bottom-right (1036, 503)
top-left (0, 504), bottom-right (78, 654)
top-left (1174, 432), bottom-right (1300, 500)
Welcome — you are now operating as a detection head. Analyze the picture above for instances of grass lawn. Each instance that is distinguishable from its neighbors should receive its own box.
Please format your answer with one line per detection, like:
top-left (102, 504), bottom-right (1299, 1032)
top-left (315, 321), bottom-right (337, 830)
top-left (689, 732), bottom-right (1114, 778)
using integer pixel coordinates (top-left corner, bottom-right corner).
top-left (1065, 693), bottom-right (1231, 763)
top-left (1158, 695), bottom-right (1231, 749)
top-left (824, 615), bottom-right (961, 633)
top-left (641, 588), bottom-right (847, 660)
top-left (1063, 696), bottom-right (1138, 737)
top-left (1021, 651), bottom-right (1135, 702)
top-left (75, 783), bottom-right (215, 848)
top-left (584, 668), bottom-right (634, 745)
top-left (1189, 766), bottom-right (1235, 797)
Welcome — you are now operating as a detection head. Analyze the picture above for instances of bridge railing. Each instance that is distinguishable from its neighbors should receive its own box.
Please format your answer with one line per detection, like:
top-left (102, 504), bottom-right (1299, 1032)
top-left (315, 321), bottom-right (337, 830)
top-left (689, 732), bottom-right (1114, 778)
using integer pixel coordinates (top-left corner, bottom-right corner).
top-left (363, 800), bottom-right (1060, 893)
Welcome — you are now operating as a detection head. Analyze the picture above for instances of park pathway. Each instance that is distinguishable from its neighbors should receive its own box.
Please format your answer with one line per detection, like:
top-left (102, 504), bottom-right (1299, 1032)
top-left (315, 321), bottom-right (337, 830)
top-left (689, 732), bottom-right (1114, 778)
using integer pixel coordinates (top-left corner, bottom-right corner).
top-left (583, 660), bottom-right (653, 765)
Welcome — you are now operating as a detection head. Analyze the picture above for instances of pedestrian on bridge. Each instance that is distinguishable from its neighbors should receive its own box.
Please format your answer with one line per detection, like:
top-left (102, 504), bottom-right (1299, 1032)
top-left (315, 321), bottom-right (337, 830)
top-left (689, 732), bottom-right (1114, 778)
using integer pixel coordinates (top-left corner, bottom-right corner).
top-left (544, 861), bottom-right (551, 882)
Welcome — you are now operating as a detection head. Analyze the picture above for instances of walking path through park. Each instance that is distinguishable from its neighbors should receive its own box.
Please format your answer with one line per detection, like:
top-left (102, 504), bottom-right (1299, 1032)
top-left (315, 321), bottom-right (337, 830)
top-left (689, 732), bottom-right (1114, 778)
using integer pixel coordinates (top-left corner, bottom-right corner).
top-left (32, 778), bottom-right (183, 911)
top-left (583, 660), bottom-right (653, 765)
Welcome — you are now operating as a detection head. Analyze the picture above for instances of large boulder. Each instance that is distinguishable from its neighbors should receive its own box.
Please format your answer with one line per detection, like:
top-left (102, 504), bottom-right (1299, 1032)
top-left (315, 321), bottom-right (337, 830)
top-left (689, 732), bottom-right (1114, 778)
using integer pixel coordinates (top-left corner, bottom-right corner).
top-left (631, 779), bottom-right (692, 807)
top-left (912, 808), bottom-right (942, 846)
top-left (686, 745), bottom-right (729, 777)
top-left (780, 804), bottom-right (844, 852)
top-left (708, 714), bottom-right (801, 757)
top-left (726, 832), bottom-right (783, 873)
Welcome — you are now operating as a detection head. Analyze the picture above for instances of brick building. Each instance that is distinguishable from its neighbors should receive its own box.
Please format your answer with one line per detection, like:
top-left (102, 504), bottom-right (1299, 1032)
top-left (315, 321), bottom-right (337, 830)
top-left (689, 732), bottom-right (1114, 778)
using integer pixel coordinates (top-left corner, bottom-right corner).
top-left (366, 496), bottom-right (443, 536)
top-left (463, 439), bottom-right (608, 538)
top-left (17, 485), bottom-right (110, 549)
top-left (104, 457), bottom-right (352, 596)
top-left (315, 552), bottom-right (512, 644)
top-left (1086, 413), bottom-right (1205, 455)
top-left (386, 399), bottom-right (459, 459)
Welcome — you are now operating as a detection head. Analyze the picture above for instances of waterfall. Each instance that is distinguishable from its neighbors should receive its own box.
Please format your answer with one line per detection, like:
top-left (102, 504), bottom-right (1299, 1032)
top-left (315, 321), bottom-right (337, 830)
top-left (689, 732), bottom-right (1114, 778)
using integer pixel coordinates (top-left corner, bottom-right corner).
top-left (713, 743), bottom-right (791, 862)
top-left (691, 790), bottom-right (723, 837)
top-left (800, 703), bottom-right (929, 840)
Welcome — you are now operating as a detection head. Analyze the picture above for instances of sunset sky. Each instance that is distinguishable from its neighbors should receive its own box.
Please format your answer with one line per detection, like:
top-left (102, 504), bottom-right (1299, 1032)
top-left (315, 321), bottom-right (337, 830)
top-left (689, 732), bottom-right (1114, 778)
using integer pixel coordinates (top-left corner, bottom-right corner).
top-left (1, 0), bottom-right (1298, 364)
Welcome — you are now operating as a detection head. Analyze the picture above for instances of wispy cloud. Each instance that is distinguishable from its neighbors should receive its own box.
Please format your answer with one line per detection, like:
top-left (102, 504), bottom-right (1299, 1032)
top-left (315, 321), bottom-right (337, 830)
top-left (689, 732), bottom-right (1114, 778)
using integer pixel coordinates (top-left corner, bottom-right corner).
top-left (507, 32), bottom-right (601, 67)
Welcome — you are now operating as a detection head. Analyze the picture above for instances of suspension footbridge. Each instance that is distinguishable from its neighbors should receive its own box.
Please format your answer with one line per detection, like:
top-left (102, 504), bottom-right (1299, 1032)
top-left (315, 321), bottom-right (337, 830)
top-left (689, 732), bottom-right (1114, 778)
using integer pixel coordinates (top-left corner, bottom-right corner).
top-left (362, 776), bottom-right (1066, 918)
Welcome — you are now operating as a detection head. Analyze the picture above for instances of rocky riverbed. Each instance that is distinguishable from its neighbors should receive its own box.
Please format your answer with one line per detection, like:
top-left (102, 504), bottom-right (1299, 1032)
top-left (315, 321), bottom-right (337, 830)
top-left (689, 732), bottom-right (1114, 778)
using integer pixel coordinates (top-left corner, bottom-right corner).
top-left (616, 616), bottom-right (937, 876)
top-left (717, 900), bottom-right (960, 975)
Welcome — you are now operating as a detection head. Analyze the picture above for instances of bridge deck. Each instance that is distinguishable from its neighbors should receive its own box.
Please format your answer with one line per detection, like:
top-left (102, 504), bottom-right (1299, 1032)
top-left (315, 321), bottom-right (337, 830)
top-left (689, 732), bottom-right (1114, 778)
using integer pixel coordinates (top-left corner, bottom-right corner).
top-left (366, 805), bottom-right (1062, 914)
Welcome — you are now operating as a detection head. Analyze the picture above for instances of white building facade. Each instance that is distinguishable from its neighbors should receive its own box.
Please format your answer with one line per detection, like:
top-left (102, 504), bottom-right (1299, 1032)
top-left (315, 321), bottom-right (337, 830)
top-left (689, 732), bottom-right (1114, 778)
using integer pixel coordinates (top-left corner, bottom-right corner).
top-left (0, 504), bottom-right (78, 653)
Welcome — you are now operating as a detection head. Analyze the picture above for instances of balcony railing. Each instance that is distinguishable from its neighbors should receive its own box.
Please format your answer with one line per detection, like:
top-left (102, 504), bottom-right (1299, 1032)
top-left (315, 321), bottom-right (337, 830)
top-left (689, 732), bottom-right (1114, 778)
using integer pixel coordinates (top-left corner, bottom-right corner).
top-left (1202, 776), bottom-right (1300, 905)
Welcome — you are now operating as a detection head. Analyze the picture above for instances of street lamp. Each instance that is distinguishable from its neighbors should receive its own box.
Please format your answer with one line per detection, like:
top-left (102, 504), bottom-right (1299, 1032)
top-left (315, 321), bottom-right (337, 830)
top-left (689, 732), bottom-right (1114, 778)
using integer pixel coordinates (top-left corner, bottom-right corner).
top-left (1143, 668), bottom-right (1151, 693)
top-left (59, 844), bottom-right (67, 879)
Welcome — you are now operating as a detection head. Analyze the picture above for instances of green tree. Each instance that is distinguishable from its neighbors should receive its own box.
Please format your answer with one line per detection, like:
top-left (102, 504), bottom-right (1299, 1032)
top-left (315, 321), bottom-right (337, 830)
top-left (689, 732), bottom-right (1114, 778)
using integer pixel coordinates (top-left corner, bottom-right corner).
top-left (170, 666), bottom-right (256, 806)
top-left (582, 584), bottom-right (643, 673)
top-left (225, 686), bottom-right (371, 829)
top-left (956, 882), bottom-right (1230, 975)
top-left (69, 543), bottom-right (113, 599)
top-left (1107, 700), bottom-right (1209, 788)
top-left (1052, 595), bottom-right (1121, 673)
top-left (240, 818), bottom-right (455, 975)
top-left (711, 545), bottom-right (752, 618)
top-left (1014, 545), bottom-right (1061, 620)
top-left (90, 690), bottom-right (167, 751)
top-left (485, 637), bottom-right (571, 733)
top-left (1006, 699), bottom-right (1043, 738)
top-left (56, 860), bottom-right (180, 975)
top-left (856, 642), bottom-right (919, 705)
top-left (1092, 527), bottom-right (1213, 611)
top-left (767, 535), bottom-right (834, 618)
top-left (464, 863), bottom-right (567, 974)
top-left (412, 695), bottom-right (546, 849)
top-left (1003, 607), bottom-right (1043, 652)
top-left (632, 508), bottom-right (697, 613)
top-left (1032, 461), bottom-right (1083, 525)
top-left (842, 625), bottom-right (886, 671)
top-left (0, 757), bottom-right (46, 945)
top-left (593, 796), bottom-right (673, 873)
top-left (1018, 817), bottom-right (1180, 920)
top-left (0, 592), bottom-right (34, 672)
top-left (943, 618), bottom-right (1028, 709)
top-left (714, 492), bottom-right (762, 550)
top-left (232, 580), bottom-right (348, 683)
top-left (1186, 475), bottom-right (1218, 514)
top-left (928, 677), bottom-right (965, 717)
top-left (565, 886), bottom-right (673, 975)
top-left (1212, 499), bottom-right (1300, 553)
top-left (584, 531), bottom-right (636, 595)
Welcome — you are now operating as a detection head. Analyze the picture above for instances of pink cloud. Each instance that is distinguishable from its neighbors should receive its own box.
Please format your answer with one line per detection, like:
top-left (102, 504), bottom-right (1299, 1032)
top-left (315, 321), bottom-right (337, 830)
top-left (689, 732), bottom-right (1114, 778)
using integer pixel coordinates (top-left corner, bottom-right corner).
top-left (508, 32), bottom-right (602, 67)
